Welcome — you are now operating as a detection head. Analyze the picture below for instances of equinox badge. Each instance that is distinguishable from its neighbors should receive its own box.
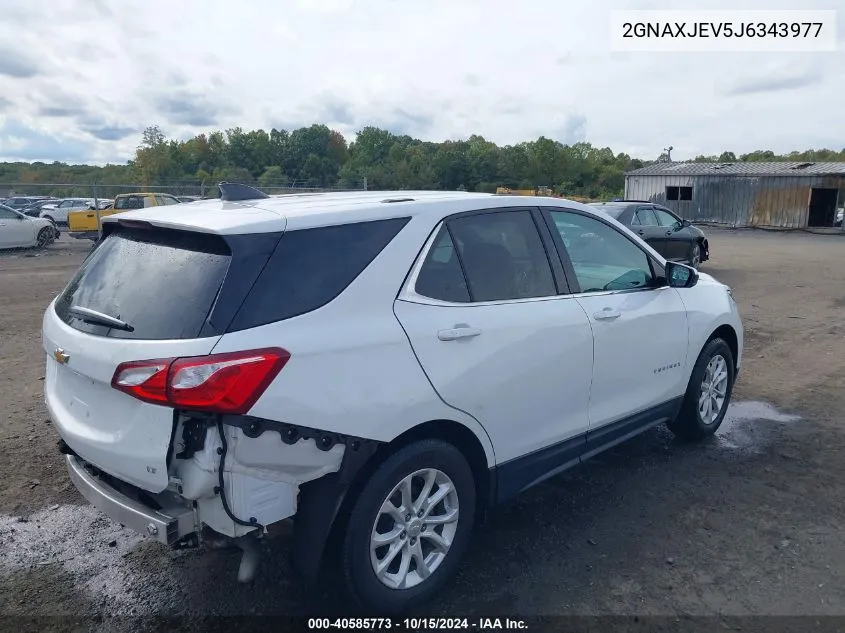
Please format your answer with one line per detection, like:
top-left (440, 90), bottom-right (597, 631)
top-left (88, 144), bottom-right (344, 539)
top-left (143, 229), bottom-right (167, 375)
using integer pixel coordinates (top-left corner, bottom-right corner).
top-left (53, 348), bottom-right (70, 364)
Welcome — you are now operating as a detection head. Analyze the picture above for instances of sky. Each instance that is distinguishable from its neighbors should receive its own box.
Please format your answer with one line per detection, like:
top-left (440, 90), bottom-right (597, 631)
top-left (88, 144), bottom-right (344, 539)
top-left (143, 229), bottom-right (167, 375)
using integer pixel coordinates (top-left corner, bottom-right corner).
top-left (0, 0), bottom-right (842, 165)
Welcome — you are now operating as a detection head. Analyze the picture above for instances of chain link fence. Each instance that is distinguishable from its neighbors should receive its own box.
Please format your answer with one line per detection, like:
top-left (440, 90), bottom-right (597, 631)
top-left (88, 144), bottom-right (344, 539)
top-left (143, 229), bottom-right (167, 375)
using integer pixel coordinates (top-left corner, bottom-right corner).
top-left (0, 179), bottom-right (368, 203)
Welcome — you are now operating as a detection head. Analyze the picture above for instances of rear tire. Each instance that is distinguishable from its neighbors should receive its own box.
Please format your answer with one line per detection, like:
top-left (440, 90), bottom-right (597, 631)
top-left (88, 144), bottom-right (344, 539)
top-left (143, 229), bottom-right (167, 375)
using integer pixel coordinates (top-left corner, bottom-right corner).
top-left (341, 439), bottom-right (476, 614)
top-left (668, 337), bottom-right (735, 441)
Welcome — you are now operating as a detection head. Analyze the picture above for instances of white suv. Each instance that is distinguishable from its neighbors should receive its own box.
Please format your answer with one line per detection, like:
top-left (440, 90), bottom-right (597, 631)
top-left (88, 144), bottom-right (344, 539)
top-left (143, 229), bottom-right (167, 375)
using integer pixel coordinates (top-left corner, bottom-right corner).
top-left (43, 185), bottom-right (742, 613)
top-left (39, 198), bottom-right (96, 225)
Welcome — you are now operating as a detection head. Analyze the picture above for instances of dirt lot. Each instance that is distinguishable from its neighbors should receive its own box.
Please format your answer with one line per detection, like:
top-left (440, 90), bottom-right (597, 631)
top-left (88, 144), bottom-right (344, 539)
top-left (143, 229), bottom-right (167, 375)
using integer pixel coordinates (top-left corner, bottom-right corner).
top-left (1, 229), bottom-right (845, 629)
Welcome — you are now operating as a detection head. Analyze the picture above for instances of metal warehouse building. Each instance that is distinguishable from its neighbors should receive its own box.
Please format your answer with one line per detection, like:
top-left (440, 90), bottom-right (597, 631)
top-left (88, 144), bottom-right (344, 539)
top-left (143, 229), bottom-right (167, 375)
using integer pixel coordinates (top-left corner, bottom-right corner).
top-left (624, 162), bottom-right (845, 230)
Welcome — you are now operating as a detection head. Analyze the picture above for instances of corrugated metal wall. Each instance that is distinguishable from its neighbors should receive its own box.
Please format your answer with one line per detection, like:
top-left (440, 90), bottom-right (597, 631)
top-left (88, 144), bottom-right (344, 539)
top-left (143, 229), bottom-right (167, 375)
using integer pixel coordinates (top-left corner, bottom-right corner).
top-left (624, 174), bottom-right (845, 229)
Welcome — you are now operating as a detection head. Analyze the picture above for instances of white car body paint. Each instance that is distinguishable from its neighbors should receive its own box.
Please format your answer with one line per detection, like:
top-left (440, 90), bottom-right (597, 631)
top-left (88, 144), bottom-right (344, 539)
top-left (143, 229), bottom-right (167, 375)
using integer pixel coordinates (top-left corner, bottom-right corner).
top-left (0, 206), bottom-right (54, 248)
top-left (44, 190), bottom-right (742, 542)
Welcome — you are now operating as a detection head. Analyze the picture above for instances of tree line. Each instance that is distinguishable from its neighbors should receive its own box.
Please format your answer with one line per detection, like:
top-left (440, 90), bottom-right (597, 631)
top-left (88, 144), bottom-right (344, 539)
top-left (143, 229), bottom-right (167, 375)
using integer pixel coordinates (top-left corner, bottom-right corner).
top-left (2, 124), bottom-right (844, 199)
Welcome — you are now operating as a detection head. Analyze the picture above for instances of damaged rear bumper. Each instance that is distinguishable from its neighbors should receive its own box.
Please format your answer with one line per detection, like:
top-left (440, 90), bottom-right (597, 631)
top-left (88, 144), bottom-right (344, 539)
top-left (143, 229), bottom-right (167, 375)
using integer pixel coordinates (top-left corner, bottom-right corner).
top-left (66, 454), bottom-right (196, 545)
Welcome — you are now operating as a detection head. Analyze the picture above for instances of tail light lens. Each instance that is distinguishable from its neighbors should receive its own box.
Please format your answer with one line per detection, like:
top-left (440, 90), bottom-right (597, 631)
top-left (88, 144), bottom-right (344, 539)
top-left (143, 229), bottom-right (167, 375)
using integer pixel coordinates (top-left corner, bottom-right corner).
top-left (111, 348), bottom-right (290, 414)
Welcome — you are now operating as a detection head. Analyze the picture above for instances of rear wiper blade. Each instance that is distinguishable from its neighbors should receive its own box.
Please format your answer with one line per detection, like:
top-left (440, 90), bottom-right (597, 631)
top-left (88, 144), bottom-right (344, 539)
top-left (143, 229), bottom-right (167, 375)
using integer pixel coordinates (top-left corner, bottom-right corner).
top-left (69, 305), bottom-right (134, 332)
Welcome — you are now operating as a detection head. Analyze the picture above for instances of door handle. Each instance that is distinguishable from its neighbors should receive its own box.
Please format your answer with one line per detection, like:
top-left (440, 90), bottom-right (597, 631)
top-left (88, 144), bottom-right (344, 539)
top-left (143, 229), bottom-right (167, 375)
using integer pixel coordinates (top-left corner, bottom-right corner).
top-left (665, 230), bottom-right (673, 236)
top-left (593, 307), bottom-right (621, 321)
top-left (438, 324), bottom-right (482, 341)
top-left (637, 230), bottom-right (645, 235)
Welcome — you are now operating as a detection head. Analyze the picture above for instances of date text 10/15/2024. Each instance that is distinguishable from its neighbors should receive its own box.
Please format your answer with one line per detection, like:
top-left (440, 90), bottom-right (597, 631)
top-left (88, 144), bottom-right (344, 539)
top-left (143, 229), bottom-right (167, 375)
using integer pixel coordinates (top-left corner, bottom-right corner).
top-left (308, 618), bottom-right (528, 630)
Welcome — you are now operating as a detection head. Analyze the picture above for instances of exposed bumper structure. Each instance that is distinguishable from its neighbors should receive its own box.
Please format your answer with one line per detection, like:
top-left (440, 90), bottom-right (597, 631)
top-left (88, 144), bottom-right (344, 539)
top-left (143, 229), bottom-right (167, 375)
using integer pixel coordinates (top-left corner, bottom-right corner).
top-left (66, 455), bottom-right (196, 545)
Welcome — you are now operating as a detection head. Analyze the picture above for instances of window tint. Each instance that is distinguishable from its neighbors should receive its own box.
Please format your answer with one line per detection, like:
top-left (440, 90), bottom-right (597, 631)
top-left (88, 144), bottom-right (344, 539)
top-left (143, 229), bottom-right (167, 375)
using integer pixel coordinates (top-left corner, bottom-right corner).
top-left (635, 207), bottom-right (658, 226)
top-left (447, 210), bottom-right (556, 302)
top-left (549, 210), bottom-right (654, 293)
top-left (0, 207), bottom-right (17, 219)
top-left (115, 195), bottom-right (146, 210)
top-left (415, 226), bottom-right (470, 302)
top-left (162, 195), bottom-right (180, 206)
top-left (588, 203), bottom-right (626, 219)
top-left (229, 217), bottom-right (410, 330)
top-left (654, 208), bottom-right (680, 227)
top-left (54, 228), bottom-right (231, 340)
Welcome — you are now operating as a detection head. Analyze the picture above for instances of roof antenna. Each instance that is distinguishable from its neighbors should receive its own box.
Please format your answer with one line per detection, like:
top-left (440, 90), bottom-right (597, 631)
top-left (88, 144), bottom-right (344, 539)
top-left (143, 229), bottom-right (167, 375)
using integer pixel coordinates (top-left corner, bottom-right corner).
top-left (661, 146), bottom-right (674, 163)
top-left (218, 182), bottom-right (269, 202)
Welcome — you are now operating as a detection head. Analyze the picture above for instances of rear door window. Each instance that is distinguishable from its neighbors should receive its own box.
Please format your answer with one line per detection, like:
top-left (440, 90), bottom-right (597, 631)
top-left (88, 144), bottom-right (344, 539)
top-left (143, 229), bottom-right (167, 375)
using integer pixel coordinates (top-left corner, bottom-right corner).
top-left (414, 226), bottom-right (471, 302)
top-left (229, 217), bottom-right (410, 330)
top-left (54, 228), bottom-right (231, 340)
top-left (635, 207), bottom-right (659, 226)
top-left (446, 210), bottom-right (556, 302)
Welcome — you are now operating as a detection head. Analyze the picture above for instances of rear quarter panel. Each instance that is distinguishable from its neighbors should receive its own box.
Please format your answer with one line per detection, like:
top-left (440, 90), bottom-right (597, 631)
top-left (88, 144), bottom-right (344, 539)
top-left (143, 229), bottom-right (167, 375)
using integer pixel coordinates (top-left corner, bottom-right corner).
top-left (209, 209), bottom-right (497, 467)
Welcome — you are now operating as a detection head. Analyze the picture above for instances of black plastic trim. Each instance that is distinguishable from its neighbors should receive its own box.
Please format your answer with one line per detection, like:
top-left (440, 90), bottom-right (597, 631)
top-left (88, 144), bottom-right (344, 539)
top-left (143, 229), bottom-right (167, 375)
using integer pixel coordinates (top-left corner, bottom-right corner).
top-left (582, 397), bottom-right (682, 459)
top-left (495, 434), bottom-right (585, 502)
top-left (200, 231), bottom-right (284, 337)
top-left (492, 396), bottom-right (683, 505)
top-left (218, 182), bottom-right (269, 201)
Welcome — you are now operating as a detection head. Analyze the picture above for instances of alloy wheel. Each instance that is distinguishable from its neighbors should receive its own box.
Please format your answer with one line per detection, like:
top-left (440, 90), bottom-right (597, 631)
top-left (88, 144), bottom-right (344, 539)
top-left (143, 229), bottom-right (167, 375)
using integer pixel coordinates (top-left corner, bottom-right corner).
top-left (698, 354), bottom-right (728, 424)
top-left (369, 468), bottom-right (460, 590)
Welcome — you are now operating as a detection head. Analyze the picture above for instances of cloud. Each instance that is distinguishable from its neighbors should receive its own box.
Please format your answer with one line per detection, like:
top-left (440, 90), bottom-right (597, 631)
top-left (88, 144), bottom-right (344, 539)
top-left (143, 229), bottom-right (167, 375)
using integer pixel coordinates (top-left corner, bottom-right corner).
top-left (155, 91), bottom-right (239, 127)
top-left (0, 119), bottom-right (94, 162)
top-left (553, 115), bottom-right (588, 144)
top-left (376, 108), bottom-right (434, 137)
top-left (0, 47), bottom-right (40, 78)
top-left (313, 95), bottom-right (356, 125)
top-left (78, 122), bottom-right (138, 141)
top-left (40, 105), bottom-right (87, 118)
top-left (722, 71), bottom-right (824, 96)
top-left (0, 0), bottom-right (839, 163)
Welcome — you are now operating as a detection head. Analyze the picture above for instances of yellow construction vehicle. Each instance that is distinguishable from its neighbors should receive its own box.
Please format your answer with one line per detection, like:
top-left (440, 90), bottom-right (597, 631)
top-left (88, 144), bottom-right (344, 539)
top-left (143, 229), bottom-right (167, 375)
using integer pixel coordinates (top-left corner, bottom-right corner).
top-left (495, 186), bottom-right (555, 196)
top-left (494, 186), bottom-right (600, 204)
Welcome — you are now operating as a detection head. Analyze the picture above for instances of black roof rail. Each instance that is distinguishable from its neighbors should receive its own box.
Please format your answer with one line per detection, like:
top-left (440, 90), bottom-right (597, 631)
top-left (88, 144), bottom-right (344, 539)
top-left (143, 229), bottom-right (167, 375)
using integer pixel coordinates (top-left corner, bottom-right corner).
top-left (381, 197), bottom-right (415, 203)
top-left (218, 182), bottom-right (269, 202)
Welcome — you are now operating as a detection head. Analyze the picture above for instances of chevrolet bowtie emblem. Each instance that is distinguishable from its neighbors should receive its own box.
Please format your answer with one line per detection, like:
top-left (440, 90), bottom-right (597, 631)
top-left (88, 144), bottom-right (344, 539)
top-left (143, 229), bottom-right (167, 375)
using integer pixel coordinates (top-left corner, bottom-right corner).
top-left (53, 348), bottom-right (70, 364)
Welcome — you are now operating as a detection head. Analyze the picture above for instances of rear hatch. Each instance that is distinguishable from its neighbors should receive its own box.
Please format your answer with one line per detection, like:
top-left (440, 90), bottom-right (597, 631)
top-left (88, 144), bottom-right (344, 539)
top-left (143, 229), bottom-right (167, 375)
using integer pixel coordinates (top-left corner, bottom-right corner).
top-left (42, 225), bottom-right (266, 492)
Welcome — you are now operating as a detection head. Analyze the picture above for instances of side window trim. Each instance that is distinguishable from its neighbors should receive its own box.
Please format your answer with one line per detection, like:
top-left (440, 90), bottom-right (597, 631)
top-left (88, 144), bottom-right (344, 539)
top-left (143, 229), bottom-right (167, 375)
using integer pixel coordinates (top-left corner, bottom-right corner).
top-left (540, 206), bottom-right (666, 296)
top-left (401, 206), bottom-right (572, 306)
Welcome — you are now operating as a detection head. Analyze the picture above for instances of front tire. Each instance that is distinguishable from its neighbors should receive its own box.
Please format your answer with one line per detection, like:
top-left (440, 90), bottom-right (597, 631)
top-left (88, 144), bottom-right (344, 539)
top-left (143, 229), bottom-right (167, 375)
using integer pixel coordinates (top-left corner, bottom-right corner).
top-left (35, 227), bottom-right (54, 248)
top-left (688, 242), bottom-right (701, 269)
top-left (668, 337), bottom-right (735, 441)
top-left (342, 439), bottom-right (476, 614)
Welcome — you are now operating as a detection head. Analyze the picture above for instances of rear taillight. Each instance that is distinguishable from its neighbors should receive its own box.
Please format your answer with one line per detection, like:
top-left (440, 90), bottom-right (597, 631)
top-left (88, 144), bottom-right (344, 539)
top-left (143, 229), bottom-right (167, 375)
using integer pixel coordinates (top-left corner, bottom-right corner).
top-left (111, 348), bottom-right (290, 414)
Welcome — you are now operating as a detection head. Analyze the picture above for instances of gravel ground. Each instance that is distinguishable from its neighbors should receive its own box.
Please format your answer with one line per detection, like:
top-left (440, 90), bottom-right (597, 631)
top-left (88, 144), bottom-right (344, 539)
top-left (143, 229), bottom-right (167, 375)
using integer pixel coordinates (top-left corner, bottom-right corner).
top-left (1, 229), bottom-right (845, 630)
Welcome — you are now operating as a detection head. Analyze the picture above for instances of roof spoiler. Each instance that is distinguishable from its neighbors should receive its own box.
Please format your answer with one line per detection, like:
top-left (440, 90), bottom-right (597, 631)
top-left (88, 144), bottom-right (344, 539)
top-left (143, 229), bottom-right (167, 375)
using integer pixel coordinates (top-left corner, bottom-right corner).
top-left (218, 182), bottom-right (269, 202)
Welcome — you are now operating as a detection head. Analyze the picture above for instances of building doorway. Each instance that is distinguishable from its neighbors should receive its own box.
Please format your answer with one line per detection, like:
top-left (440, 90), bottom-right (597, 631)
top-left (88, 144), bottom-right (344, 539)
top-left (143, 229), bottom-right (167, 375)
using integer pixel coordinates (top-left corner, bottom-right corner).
top-left (808, 188), bottom-right (838, 227)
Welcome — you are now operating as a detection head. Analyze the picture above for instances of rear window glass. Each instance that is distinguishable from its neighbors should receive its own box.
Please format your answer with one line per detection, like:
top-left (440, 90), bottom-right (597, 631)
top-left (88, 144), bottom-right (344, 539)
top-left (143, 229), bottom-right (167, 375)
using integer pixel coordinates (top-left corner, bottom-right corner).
top-left (589, 204), bottom-right (627, 219)
top-left (228, 217), bottom-right (409, 330)
top-left (54, 228), bottom-right (231, 340)
top-left (115, 195), bottom-right (147, 210)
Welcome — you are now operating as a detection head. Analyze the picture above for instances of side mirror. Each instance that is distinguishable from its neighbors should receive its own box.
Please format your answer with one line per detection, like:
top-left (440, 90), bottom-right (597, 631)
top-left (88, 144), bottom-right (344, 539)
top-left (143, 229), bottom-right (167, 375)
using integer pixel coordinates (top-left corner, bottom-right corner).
top-left (666, 261), bottom-right (698, 288)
